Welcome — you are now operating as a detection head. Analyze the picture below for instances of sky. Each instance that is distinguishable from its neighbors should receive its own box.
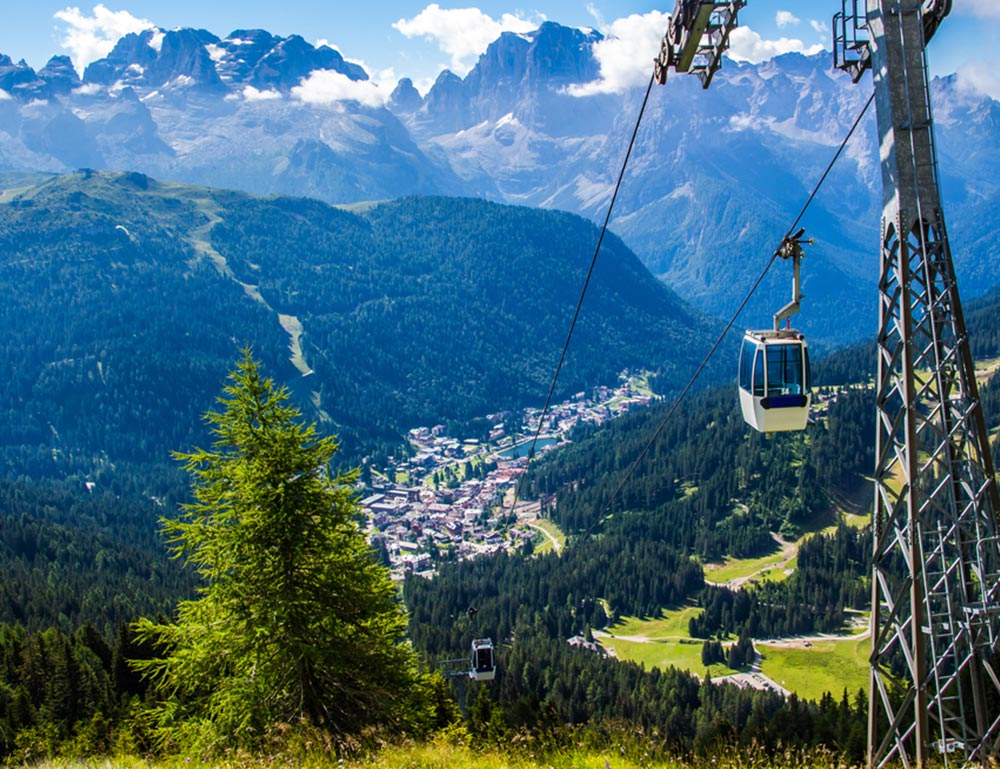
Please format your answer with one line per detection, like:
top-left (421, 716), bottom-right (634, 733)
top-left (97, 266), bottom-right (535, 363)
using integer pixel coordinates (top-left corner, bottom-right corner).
top-left (1, 1), bottom-right (997, 98)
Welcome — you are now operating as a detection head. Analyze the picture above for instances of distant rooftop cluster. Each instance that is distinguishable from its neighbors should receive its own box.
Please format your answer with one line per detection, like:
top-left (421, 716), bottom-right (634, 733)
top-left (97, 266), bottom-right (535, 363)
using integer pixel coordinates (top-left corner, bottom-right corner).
top-left (361, 372), bottom-right (656, 579)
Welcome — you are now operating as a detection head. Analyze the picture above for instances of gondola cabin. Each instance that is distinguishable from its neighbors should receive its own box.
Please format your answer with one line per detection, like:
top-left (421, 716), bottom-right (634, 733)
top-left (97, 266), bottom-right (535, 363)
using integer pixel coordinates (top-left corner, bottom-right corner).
top-left (470, 638), bottom-right (496, 681)
top-left (738, 329), bottom-right (811, 432)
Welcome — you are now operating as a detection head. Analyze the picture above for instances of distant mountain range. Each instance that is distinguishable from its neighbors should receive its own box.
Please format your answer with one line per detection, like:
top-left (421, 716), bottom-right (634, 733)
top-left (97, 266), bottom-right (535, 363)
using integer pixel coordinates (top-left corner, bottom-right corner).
top-left (0, 170), bottom-right (711, 476)
top-left (0, 22), bottom-right (996, 345)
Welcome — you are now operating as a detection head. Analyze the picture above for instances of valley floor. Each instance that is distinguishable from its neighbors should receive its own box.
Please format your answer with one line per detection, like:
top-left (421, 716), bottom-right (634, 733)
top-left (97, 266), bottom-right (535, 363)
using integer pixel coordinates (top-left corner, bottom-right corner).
top-left (594, 506), bottom-right (872, 702)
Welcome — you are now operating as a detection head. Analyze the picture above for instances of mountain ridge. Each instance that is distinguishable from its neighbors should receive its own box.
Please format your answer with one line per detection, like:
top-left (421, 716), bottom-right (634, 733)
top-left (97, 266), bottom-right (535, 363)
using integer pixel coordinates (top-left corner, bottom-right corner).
top-left (0, 169), bottom-right (713, 477)
top-left (0, 23), bottom-right (996, 346)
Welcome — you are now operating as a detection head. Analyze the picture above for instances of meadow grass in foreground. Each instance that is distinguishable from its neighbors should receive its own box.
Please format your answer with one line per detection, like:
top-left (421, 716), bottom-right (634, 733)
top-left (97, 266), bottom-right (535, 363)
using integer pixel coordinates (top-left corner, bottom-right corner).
top-left (23, 741), bottom-right (861, 769)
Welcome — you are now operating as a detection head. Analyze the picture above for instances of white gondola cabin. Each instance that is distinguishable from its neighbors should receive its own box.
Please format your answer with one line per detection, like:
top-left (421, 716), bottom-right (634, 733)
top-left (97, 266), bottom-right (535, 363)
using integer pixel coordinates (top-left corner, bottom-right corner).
top-left (469, 638), bottom-right (496, 681)
top-left (739, 329), bottom-right (811, 432)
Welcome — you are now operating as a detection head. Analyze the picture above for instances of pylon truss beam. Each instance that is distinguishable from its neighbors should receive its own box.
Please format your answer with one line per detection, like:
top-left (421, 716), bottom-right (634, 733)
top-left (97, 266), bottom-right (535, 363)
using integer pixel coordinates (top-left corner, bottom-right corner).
top-left (654, 0), bottom-right (745, 89)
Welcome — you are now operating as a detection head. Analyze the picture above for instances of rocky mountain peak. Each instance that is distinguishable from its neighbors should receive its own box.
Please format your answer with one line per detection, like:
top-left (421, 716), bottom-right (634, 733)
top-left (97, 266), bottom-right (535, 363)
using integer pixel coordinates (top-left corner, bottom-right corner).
top-left (466, 21), bottom-right (601, 91)
top-left (248, 34), bottom-right (367, 92)
top-left (420, 70), bottom-right (471, 132)
top-left (145, 28), bottom-right (224, 90)
top-left (412, 21), bottom-right (604, 134)
top-left (525, 21), bottom-right (602, 83)
top-left (82, 30), bottom-right (159, 86)
top-left (213, 29), bottom-right (280, 83)
top-left (38, 56), bottom-right (82, 95)
top-left (76, 27), bottom-right (376, 95)
top-left (0, 56), bottom-right (47, 100)
top-left (390, 78), bottom-right (423, 113)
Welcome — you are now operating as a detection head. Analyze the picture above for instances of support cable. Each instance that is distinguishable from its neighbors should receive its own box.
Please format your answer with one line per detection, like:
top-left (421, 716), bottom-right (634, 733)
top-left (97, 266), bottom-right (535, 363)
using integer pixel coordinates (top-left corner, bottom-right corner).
top-left (503, 77), bottom-right (873, 545)
top-left (579, 89), bottom-right (876, 541)
top-left (504, 72), bottom-right (657, 519)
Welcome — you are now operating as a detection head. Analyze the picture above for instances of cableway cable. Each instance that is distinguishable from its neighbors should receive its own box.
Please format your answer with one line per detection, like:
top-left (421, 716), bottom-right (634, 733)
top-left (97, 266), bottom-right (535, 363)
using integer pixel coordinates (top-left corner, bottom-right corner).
top-left (578, 89), bottom-right (876, 542)
top-left (503, 72), bottom-right (657, 520)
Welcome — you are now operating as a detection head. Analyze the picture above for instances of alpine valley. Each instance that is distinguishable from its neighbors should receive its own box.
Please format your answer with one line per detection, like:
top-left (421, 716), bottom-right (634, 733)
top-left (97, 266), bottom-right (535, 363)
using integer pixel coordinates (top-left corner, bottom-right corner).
top-left (2, 13), bottom-right (1000, 769)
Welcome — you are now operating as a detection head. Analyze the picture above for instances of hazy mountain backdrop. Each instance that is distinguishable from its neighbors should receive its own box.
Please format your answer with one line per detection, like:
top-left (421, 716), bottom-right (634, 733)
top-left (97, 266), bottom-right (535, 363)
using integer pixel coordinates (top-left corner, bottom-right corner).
top-left (0, 23), bottom-right (996, 346)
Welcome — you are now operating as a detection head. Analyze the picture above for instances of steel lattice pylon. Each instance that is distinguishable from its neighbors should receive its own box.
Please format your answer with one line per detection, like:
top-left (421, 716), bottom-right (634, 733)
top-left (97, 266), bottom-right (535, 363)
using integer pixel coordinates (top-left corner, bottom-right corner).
top-left (861, 0), bottom-right (1000, 766)
top-left (657, 1), bottom-right (1000, 764)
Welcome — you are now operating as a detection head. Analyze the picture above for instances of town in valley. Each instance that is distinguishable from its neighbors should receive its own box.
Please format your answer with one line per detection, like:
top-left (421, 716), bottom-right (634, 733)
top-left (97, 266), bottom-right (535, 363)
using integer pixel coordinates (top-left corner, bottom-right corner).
top-left (362, 374), bottom-right (655, 579)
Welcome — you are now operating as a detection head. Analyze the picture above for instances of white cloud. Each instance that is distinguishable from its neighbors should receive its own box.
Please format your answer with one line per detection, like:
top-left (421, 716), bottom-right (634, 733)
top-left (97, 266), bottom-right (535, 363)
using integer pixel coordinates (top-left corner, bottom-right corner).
top-left (54, 4), bottom-right (156, 75)
top-left (73, 82), bottom-right (104, 96)
top-left (291, 69), bottom-right (387, 108)
top-left (242, 85), bottom-right (282, 102)
top-left (776, 11), bottom-right (800, 28)
top-left (372, 67), bottom-right (401, 92)
top-left (409, 75), bottom-right (438, 97)
top-left (728, 26), bottom-right (824, 63)
top-left (205, 42), bottom-right (225, 62)
top-left (568, 11), bottom-right (670, 96)
top-left (0, 89), bottom-right (11, 101)
top-left (393, 4), bottom-right (542, 76)
top-left (955, 60), bottom-right (1000, 100)
top-left (585, 3), bottom-right (606, 30)
top-left (809, 19), bottom-right (826, 34)
top-left (148, 30), bottom-right (164, 53)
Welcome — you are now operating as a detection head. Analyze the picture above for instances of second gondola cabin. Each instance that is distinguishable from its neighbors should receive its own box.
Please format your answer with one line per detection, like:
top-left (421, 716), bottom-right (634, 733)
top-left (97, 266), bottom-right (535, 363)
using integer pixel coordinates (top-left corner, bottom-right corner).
top-left (469, 638), bottom-right (496, 681)
top-left (738, 329), bottom-right (811, 432)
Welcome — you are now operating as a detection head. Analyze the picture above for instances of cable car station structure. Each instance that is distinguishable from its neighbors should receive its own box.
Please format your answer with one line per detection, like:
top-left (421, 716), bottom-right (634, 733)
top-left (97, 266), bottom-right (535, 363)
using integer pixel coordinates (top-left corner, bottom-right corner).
top-left (655, 0), bottom-right (1000, 765)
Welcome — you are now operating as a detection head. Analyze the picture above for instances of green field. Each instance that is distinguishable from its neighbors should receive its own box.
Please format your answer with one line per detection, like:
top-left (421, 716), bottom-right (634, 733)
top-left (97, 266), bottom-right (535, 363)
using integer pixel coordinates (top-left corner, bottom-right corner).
top-left (758, 636), bottom-right (870, 700)
top-left (840, 511), bottom-right (869, 528)
top-left (603, 635), bottom-right (734, 679)
top-left (598, 607), bottom-right (736, 679)
top-left (607, 605), bottom-right (702, 638)
top-left (703, 548), bottom-right (791, 585)
top-left (599, 606), bottom-right (870, 702)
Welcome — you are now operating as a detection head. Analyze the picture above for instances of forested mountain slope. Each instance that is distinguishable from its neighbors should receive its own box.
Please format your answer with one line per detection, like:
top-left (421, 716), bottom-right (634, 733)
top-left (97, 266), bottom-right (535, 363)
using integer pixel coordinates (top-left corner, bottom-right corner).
top-left (0, 170), bottom-right (713, 478)
top-left (7, 290), bottom-right (998, 759)
top-left (0, 477), bottom-right (195, 636)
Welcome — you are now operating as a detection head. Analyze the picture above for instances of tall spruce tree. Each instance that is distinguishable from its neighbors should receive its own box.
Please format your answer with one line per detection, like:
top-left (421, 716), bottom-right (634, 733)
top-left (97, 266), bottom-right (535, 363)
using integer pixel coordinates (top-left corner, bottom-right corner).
top-left (134, 350), bottom-right (425, 750)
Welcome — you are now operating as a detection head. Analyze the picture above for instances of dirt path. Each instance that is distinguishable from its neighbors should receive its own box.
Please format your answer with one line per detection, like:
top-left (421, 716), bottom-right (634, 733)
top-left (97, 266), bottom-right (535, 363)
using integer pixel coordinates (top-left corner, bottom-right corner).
top-left (756, 625), bottom-right (870, 650)
top-left (704, 532), bottom-right (798, 589)
top-left (592, 630), bottom-right (657, 643)
top-left (528, 521), bottom-right (562, 554)
top-left (187, 198), bottom-right (312, 377)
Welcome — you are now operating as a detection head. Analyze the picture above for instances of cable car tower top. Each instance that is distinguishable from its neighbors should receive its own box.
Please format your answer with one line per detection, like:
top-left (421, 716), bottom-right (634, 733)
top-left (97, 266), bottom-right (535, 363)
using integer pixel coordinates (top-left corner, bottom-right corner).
top-left (654, 1), bottom-right (746, 88)
top-left (655, 1), bottom-right (1000, 766)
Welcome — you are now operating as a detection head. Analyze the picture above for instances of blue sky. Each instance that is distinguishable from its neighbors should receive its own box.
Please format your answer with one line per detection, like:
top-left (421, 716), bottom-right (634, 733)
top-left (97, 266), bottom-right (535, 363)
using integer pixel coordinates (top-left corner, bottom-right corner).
top-left (1, 2), bottom-right (997, 97)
